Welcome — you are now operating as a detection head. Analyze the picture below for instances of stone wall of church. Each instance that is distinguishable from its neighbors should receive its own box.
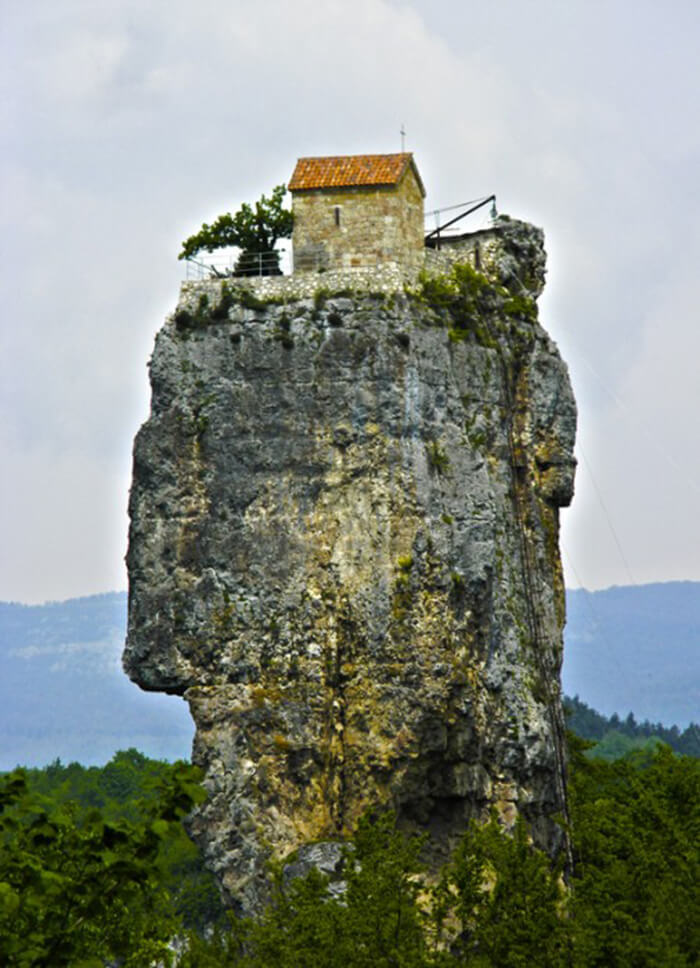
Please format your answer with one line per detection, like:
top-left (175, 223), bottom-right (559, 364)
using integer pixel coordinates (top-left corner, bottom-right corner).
top-left (291, 170), bottom-right (424, 271)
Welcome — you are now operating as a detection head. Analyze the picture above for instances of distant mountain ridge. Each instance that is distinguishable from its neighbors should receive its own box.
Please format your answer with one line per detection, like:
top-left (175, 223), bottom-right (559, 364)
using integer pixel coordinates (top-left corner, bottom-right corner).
top-left (0, 592), bottom-right (192, 770)
top-left (1, 582), bottom-right (697, 769)
top-left (563, 582), bottom-right (699, 728)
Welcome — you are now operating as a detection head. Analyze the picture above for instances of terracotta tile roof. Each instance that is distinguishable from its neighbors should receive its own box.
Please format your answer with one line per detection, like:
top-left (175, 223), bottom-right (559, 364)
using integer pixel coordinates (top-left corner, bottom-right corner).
top-left (288, 153), bottom-right (425, 195)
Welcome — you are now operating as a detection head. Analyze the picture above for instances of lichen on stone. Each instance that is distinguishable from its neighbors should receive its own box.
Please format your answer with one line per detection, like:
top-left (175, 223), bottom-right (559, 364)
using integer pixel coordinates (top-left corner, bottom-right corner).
top-left (124, 219), bottom-right (577, 913)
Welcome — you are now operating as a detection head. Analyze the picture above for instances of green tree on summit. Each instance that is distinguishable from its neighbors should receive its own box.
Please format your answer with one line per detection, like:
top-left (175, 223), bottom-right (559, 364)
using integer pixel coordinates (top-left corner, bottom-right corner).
top-left (179, 184), bottom-right (293, 276)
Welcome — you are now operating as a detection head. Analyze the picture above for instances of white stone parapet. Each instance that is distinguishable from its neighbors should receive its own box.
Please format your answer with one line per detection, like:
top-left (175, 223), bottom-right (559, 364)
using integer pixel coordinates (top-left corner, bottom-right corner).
top-left (181, 260), bottom-right (423, 305)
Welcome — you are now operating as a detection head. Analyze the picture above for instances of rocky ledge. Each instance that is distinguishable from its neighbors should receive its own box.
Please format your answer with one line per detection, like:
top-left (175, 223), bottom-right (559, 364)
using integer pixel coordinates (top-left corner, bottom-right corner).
top-left (124, 219), bottom-right (577, 913)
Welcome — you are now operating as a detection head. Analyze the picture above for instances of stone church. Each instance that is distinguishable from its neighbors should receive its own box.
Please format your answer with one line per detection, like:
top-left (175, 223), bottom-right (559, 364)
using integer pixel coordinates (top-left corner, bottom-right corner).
top-left (288, 152), bottom-right (426, 271)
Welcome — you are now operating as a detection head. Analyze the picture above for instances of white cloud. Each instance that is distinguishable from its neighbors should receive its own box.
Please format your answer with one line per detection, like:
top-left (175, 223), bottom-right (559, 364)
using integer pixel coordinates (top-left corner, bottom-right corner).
top-left (0, 445), bottom-right (131, 603)
top-left (3, 0), bottom-right (700, 599)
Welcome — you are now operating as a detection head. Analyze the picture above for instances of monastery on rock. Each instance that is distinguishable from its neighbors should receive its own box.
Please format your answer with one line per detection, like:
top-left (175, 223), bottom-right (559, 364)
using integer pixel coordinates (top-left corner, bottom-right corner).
top-left (288, 153), bottom-right (426, 272)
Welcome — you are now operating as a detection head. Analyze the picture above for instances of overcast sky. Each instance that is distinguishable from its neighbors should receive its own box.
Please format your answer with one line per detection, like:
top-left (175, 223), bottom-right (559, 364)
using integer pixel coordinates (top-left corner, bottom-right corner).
top-left (2, 0), bottom-right (699, 604)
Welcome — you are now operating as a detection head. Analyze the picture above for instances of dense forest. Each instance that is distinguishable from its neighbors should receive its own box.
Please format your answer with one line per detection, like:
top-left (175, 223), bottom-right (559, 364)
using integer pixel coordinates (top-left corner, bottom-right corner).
top-left (1, 731), bottom-right (698, 967)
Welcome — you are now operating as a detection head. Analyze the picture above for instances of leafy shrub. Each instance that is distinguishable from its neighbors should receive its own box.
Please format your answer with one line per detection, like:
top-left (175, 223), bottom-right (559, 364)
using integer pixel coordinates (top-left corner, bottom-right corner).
top-left (0, 759), bottom-right (209, 966)
top-left (427, 440), bottom-right (450, 474)
top-left (175, 293), bottom-right (211, 332)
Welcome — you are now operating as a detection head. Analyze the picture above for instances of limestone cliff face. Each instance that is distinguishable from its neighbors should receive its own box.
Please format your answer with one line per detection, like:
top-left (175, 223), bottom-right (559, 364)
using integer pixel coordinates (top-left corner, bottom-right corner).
top-left (124, 220), bottom-right (576, 914)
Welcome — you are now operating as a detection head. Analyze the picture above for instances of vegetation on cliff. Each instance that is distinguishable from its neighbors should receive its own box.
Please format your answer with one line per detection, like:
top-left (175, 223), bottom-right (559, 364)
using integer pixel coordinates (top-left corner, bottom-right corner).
top-left (2, 741), bottom-right (698, 966)
top-left (412, 262), bottom-right (538, 348)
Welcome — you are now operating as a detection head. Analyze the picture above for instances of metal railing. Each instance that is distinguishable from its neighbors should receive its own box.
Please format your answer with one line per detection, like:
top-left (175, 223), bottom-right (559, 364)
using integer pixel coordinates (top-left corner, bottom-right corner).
top-left (184, 248), bottom-right (290, 280)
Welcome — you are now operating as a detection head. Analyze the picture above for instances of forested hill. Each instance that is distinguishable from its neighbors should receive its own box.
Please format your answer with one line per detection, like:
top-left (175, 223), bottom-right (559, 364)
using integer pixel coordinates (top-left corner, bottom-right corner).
top-left (1, 582), bottom-right (698, 769)
top-left (564, 694), bottom-right (699, 758)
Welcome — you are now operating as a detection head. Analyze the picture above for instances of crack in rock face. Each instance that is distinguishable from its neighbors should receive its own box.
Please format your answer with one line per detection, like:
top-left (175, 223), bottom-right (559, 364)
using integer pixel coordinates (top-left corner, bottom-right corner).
top-left (124, 220), bottom-right (577, 914)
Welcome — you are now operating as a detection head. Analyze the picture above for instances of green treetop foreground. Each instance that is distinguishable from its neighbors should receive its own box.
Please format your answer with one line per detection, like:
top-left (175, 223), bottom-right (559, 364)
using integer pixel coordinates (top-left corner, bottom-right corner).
top-left (1, 741), bottom-right (698, 967)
